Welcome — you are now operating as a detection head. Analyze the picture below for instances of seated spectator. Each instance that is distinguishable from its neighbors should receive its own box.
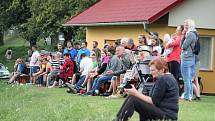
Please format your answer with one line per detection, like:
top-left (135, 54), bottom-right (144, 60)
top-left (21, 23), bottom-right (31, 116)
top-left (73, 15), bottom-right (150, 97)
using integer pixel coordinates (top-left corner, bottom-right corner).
top-left (113, 57), bottom-right (179, 121)
top-left (47, 53), bottom-right (62, 86)
top-left (49, 53), bottom-right (74, 88)
top-left (84, 50), bottom-right (111, 93)
top-left (103, 46), bottom-right (133, 97)
top-left (66, 53), bottom-right (94, 93)
top-left (66, 52), bottom-right (95, 86)
top-left (8, 58), bottom-right (28, 84)
top-left (32, 58), bottom-right (48, 86)
top-left (114, 46), bottom-right (151, 95)
top-left (85, 46), bottom-right (122, 96)
top-left (120, 37), bottom-right (131, 53)
top-left (32, 58), bottom-right (46, 85)
top-left (37, 58), bottom-right (51, 86)
top-left (97, 46), bottom-right (110, 75)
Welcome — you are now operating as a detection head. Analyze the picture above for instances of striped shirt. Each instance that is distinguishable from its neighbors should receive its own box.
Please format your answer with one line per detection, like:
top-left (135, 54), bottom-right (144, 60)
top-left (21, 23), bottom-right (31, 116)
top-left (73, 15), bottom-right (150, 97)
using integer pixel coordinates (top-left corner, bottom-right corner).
top-left (50, 60), bottom-right (61, 70)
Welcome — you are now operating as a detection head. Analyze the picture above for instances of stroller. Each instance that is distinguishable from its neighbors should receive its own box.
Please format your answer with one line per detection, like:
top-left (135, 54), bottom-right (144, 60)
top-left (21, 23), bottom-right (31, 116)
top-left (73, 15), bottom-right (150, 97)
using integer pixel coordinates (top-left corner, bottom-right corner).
top-left (130, 49), bottom-right (156, 95)
top-left (136, 56), bottom-right (156, 95)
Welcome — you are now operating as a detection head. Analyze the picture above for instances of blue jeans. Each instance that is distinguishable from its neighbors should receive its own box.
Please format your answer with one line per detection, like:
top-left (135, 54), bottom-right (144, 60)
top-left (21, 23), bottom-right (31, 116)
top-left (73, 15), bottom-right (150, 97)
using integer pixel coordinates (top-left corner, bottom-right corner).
top-left (38, 75), bottom-right (43, 84)
top-left (91, 75), bottom-right (113, 92)
top-left (181, 59), bottom-right (195, 100)
top-left (47, 70), bottom-right (59, 86)
top-left (30, 66), bottom-right (40, 77)
top-left (30, 66), bottom-right (40, 83)
top-left (75, 75), bottom-right (86, 91)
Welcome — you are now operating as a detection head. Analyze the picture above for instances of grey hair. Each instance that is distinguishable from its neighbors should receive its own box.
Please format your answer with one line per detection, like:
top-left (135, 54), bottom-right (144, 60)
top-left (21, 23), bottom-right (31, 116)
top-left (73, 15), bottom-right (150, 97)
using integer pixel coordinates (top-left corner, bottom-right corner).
top-left (184, 19), bottom-right (197, 32)
top-left (121, 37), bottom-right (129, 44)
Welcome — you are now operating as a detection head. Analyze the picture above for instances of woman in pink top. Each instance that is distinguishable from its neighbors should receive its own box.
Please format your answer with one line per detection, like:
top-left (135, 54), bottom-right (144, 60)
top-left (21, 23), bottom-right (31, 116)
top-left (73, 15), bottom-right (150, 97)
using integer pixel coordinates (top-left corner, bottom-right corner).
top-left (165, 25), bottom-right (184, 80)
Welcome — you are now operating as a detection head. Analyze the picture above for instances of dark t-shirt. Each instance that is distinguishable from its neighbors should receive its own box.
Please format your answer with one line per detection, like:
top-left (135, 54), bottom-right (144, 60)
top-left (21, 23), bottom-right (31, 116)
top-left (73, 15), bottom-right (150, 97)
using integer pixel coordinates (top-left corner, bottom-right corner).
top-left (149, 74), bottom-right (179, 120)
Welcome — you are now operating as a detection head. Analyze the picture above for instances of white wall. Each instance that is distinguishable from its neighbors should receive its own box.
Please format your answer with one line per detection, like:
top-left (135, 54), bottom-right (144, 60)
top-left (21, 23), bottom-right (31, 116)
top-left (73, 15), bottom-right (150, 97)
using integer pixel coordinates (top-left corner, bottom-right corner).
top-left (168, 0), bottom-right (215, 29)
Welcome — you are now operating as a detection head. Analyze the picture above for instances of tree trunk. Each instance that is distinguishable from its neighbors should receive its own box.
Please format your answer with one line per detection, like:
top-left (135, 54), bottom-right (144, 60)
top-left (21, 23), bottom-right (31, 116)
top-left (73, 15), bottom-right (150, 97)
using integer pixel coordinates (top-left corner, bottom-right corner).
top-left (50, 34), bottom-right (58, 46)
top-left (61, 27), bottom-right (74, 47)
top-left (30, 36), bottom-right (37, 47)
top-left (0, 31), bottom-right (4, 46)
top-left (63, 30), bottom-right (73, 47)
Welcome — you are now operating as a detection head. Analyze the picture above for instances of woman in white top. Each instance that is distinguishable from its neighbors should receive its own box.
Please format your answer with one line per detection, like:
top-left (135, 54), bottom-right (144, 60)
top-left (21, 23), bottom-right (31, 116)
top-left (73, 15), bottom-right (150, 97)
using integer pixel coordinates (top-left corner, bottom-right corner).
top-left (149, 35), bottom-right (162, 56)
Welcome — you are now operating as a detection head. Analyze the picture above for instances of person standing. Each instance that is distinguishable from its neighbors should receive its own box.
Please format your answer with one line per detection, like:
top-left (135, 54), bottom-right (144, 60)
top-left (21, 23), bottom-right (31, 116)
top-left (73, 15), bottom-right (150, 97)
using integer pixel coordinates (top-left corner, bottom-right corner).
top-left (165, 25), bottom-right (184, 80)
top-left (57, 43), bottom-right (64, 55)
top-left (29, 45), bottom-right (40, 84)
top-left (74, 42), bottom-right (81, 51)
top-left (63, 41), bottom-right (77, 61)
top-left (150, 35), bottom-right (162, 56)
top-left (92, 41), bottom-right (101, 62)
top-left (193, 55), bottom-right (201, 100)
top-left (137, 35), bottom-right (147, 49)
top-left (180, 19), bottom-right (197, 101)
top-left (77, 41), bottom-right (91, 64)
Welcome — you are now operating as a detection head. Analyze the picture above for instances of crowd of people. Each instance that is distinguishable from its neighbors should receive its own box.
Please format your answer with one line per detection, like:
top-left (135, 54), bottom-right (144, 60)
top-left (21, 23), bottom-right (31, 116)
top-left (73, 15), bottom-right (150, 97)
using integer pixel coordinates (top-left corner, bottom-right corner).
top-left (7, 19), bottom-right (201, 121)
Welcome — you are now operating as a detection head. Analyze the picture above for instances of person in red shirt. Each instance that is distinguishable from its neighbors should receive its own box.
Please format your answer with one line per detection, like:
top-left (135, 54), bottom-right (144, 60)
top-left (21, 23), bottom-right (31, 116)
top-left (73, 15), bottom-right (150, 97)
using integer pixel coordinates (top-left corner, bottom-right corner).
top-left (165, 25), bottom-right (184, 80)
top-left (49, 53), bottom-right (74, 88)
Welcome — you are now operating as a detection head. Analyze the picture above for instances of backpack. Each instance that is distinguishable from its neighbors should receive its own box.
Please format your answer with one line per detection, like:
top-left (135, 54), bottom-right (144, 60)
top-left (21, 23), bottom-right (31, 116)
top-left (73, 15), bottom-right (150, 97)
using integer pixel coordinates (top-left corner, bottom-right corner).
top-left (191, 31), bottom-right (200, 55)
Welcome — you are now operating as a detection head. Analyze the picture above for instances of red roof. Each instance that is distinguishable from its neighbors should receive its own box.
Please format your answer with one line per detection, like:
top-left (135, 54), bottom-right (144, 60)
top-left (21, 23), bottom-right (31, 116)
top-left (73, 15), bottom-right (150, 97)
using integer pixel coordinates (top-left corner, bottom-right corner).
top-left (65, 0), bottom-right (184, 26)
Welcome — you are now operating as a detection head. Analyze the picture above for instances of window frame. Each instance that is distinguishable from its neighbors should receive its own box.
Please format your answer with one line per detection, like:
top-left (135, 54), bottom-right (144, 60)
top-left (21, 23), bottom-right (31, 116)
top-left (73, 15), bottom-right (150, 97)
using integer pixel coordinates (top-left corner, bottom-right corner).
top-left (199, 35), bottom-right (214, 72)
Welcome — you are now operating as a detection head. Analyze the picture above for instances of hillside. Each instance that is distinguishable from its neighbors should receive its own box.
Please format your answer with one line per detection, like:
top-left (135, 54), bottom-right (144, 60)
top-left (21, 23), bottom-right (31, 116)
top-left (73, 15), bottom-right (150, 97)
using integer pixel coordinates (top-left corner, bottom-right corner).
top-left (0, 34), bottom-right (46, 71)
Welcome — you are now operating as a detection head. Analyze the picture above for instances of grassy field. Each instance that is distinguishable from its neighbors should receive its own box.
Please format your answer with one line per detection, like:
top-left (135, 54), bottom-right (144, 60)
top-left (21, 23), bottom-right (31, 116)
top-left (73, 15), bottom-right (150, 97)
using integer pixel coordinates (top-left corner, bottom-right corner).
top-left (0, 81), bottom-right (215, 121)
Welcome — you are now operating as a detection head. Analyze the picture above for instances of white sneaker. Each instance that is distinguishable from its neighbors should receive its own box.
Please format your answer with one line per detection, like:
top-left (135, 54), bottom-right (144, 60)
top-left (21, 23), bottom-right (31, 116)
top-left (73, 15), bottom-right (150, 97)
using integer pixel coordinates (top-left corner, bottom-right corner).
top-left (48, 86), bottom-right (53, 88)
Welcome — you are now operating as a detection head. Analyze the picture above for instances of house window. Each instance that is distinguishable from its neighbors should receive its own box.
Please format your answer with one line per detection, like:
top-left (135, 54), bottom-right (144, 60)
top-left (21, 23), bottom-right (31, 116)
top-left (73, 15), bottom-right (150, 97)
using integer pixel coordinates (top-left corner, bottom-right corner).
top-left (105, 39), bottom-right (121, 47)
top-left (105, 39), bottom-right (116, 45)
top-left (199, 36), bottom-right (214, 70)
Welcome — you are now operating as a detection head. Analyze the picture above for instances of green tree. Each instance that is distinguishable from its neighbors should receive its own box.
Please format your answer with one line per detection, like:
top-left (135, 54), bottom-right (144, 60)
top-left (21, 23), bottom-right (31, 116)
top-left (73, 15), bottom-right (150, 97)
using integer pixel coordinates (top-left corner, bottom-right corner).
top-left (0, 0), bottom-right (96, 46)
top-left (0, 0), bottom-right (13, 45)
top-left (22, 0), bottom-right (96, 46)
top-left (0, 0), bottom-right (31, 45)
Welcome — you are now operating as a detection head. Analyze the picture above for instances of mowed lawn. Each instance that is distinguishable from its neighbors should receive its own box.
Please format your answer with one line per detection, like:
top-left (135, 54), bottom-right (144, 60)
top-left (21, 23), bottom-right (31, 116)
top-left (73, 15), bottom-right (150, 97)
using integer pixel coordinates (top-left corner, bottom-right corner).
top-left (0, 81), bottom-right (215, 121)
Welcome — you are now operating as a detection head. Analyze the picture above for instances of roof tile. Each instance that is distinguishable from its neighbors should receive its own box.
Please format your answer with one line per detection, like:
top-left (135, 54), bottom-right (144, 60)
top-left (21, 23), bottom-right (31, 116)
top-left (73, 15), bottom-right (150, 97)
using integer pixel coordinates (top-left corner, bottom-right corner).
top-left (66, 0), bottom-right (184, 25)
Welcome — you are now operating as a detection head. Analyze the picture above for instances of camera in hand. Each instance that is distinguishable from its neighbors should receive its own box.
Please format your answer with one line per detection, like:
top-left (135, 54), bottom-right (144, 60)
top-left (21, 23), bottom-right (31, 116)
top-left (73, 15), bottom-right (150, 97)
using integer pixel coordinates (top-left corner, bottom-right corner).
top-left (123, 81), bottom-right (132, 89)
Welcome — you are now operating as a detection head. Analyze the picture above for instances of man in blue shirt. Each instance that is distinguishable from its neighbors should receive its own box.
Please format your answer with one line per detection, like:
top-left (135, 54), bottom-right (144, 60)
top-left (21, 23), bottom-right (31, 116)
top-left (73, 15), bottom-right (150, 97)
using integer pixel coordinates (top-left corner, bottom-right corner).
top-left (77, 41), bottom-right (90, 64)
top-left (63, 41), bottom-right (77, 61)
